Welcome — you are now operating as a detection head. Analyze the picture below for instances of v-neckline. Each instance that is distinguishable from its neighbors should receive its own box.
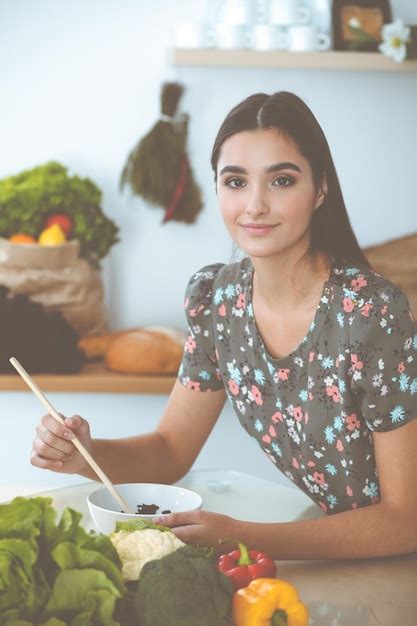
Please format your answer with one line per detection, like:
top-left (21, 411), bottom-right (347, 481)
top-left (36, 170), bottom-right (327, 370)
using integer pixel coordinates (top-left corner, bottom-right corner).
top-left (243, 256), bottom-right (335, 366)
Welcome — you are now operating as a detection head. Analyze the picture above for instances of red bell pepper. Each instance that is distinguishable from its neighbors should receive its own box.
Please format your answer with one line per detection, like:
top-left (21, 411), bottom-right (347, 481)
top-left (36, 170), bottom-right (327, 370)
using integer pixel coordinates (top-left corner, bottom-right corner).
top-left (217, 541), bottom-right (277, 591)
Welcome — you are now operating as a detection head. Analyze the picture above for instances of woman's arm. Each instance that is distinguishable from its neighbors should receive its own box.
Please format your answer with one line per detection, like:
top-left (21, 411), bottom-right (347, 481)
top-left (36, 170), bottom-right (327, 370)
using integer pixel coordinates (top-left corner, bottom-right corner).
top-left (161, 418), bottom-right (417, 559)
top-left (86, 381), bottom-right (227, 484)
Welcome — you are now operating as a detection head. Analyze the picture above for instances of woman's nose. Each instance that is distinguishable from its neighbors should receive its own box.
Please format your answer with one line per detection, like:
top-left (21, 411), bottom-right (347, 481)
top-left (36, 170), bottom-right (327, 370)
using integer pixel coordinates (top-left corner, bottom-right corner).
top-left (245, 188), bottom-right (268, 217)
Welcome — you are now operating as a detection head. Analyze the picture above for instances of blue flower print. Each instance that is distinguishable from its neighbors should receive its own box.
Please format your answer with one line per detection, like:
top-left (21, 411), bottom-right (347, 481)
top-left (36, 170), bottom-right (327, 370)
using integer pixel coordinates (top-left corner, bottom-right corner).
top-left (363, 482), bottom-right (379, 499)
top-left (224, 283), bottom-right (236, 300)
top-left (299, 389), bottom-right (308, 402)
top-left (327, 494), bottom-right (338, 507)
top-left (345, 267), bottom-right (360, 276)
top-left (275, 398), bottom-right (283, 410)
top-left (227, 363), bottom-right (243, 385)
top-left (254, 369), bottom-right (266, 386)
top-left (322, 356), bottom-right (334, 369)
top-left (399, 373), bottom-right (410, 391)
top-left (199, 371), bottom-right (212, 380)
top-left (247, 302), bottom-right (254, 317)
top-left (338, 379), bottom-right (346, 394)
top-left (390, 405), bottom-right (405, 423)
top-left (324, 426), bottom-right (336, 444)
top-left (333, 415), bottom-right (344, 431)
top-left (325, 464), bottom-right (337, 476)
top-left (410, 378), bottom-right (417, 395)
top-left (271, 442), bottom-right (283, 457)
top-left (337, 312), bottom-right (344, 328)
top-left (266, 361), bottom-right (275, 376)
top-left (254, 419), bottom-right (264, 432)
top-left (214, 288), bottom-right (224, 305)
top-left (413, 334), bottom-right (417, 350)
top-left (342, 287), bottom-right (357, 300)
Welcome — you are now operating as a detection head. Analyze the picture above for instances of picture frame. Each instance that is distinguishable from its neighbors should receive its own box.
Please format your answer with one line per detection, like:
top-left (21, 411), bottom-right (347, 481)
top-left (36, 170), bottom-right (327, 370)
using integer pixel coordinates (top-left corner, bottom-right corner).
top-left (332, 1), bottom-right (393, 51)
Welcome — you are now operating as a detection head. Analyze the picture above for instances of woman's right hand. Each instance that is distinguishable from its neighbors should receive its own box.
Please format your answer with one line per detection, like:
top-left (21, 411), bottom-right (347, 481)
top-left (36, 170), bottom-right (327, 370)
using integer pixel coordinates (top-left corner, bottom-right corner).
top-left (31, 414), bottom-right (92, 474)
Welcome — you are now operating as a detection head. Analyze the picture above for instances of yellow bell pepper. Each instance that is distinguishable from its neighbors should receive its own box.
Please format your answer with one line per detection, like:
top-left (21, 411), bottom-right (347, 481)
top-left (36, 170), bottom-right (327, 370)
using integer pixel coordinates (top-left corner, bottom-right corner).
top-left (232, 577), bottom-right (308, 626)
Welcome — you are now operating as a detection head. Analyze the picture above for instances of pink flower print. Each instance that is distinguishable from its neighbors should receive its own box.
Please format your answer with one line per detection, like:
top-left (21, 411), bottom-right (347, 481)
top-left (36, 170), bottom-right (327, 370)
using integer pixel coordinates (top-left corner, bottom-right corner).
top-left (277, 368), bottom-right (290, 380)
top-left (351, 354), bottom-right (363, 370)
top-left (346, 413), bottom-right (360, 431)
top-left (261, 434), bottom-right (271, 444)
top-left (346, 486), bottom-right (353, 497)
top-left (189, 304), bottom-right (204, 317)
top-left (336, 357), bottom-right (339, 368)
top-left (336, 439), bottom-right (344, 452)
top-left (184, 297), bottom-right (189, 308)
top-left (309, 351), bottom-right (315, 362)
top-left (185, 336), bottom-right (197, 354)
top-left (218, 304), bottom-right (227, 317)
top-left (292, 457), bottom-right (300, 469)
top-left (271, 411), bottom-right (283, 423)
top-left (251, 385), bottom-right (263, 405)
top-left (360, 302), bottom-right (373, 317)
top-left (304, 411), bottom-right (309, 424)
top-left (293, 406), bottom-right (303, 422)
top-left (343, 297), bottom-right (355, 313)
top-left (352, 503), bottom-right (358, 509)
top-left (308, 392), bottom-right (313, 401)
top-left (319, 501), bottom-right (328, 513)
top-left (269, 425), bottom-right (277, 437)
top-left (187, 381), bottom-right (201, 391)
top-left (398, 361), bottom-right (405, 374)
top-left (351, 275), bottom-right (367, 291)
top-left (326, 385), bottom-right (341, 403)
top-left (313, 472), bottom-right (325, 485)
top-left (236, 293), bottom-right (246, 309)
top-left (307, 460), bottom-right (315, 468)
top-left (228, 379), bottom-right (240, 396)
top-left (381, 305), bottom-right (388, 315)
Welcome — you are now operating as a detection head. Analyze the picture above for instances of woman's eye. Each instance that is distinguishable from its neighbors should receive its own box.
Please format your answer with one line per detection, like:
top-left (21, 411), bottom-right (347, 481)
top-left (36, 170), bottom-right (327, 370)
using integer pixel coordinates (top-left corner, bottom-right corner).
top-left (225, 177), bottom-right (245, 189)
top-left (273, 176), bottom-right (293, 187)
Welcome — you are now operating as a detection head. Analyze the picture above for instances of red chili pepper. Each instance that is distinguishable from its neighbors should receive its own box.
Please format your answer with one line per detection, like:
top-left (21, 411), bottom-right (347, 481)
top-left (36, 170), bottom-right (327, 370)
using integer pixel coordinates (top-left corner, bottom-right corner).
top-left (217, 541), bottom-right (277, 591)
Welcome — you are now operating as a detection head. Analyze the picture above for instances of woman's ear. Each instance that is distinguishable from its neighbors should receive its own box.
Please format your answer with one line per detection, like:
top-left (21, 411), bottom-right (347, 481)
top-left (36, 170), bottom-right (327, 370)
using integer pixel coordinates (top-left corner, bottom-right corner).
top-left (314, 175), bottom-right (328, 210)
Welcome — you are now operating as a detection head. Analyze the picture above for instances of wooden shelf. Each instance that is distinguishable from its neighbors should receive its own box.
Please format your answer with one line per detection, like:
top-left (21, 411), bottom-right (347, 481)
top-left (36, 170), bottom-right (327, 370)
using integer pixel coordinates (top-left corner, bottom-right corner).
top-left (172, 48), bottom-right (417, 72)
top-left (0, 361), bottom-right (176, 394)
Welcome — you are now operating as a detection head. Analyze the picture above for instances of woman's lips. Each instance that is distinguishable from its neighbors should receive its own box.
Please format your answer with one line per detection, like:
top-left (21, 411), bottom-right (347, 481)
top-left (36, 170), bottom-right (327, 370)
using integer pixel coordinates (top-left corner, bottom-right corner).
top-left (241, 223), bottom-right (279, 235)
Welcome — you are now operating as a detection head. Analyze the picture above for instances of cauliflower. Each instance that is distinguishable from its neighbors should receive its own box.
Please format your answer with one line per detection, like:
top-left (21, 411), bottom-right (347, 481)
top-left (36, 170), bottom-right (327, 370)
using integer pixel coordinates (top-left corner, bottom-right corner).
top-left (111, 527), bottom-right (185, 582)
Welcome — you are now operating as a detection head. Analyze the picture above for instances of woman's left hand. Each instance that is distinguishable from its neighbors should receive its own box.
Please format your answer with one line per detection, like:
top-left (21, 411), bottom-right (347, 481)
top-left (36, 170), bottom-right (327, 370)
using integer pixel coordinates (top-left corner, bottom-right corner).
top-left (154, 509), bottom-right (240, 549)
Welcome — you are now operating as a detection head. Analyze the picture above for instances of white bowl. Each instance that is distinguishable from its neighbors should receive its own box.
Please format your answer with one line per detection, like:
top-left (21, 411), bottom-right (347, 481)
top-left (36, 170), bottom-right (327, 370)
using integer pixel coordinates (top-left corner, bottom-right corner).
top-left (87, 483), bottom-right (203, 534)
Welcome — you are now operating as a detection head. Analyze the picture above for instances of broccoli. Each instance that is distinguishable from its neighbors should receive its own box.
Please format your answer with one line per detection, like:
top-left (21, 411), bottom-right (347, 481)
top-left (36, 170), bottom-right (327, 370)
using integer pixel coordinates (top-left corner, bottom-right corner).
top-left (133, 544), bottom-right (233, 626)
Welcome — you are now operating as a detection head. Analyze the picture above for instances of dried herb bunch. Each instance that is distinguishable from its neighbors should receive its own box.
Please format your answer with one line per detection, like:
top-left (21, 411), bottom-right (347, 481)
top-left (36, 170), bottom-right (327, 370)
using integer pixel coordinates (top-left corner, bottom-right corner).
top-left (120, 82), bottom-right (203, 224)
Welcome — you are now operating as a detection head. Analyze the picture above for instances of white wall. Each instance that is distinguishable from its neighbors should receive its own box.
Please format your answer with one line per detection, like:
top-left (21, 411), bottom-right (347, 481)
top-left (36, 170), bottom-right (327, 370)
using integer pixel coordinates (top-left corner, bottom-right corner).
top-left (1, 0), bottom-right (416, 489)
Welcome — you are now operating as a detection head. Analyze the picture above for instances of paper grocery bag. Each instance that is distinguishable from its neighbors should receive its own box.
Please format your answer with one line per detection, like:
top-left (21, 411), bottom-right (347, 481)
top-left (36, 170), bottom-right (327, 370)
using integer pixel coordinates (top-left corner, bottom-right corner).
top-left (0, 238), bottom-right (107, 336)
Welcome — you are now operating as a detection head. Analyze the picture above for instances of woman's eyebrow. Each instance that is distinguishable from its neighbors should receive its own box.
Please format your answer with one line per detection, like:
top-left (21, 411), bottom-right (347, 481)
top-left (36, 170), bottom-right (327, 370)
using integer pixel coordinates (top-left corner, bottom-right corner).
top-left (219, 162), bottom-right (302, 176)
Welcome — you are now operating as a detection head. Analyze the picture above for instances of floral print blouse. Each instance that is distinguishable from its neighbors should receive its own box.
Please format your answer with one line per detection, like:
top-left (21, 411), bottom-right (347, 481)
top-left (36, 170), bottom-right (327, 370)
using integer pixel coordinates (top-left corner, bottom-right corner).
top-left (177, 257), bottom-right (417, 514)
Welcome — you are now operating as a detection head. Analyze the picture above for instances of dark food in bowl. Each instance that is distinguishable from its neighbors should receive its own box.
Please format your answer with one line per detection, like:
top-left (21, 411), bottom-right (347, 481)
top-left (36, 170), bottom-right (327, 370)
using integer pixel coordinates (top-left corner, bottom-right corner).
top-left (120, 502), bottom-right (172, 514)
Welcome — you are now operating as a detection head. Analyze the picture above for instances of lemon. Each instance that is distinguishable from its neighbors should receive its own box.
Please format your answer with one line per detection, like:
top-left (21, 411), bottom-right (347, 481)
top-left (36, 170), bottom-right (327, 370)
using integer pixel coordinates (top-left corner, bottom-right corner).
top-left (38, 224), bottom-right (66, 245)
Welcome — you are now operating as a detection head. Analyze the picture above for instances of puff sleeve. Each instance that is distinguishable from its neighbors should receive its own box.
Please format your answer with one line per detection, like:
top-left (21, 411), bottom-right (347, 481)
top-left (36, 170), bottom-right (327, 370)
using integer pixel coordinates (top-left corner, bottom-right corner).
top-left (351, 286), bottom-right (417, 432)
top-left (177, 263), bottom-right (225, 392)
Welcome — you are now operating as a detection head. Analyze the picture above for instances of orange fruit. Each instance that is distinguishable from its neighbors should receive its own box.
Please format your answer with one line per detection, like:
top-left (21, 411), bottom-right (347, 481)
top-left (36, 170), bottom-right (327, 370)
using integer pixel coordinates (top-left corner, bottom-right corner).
top-left (9, 233), bottom-right (37, 244)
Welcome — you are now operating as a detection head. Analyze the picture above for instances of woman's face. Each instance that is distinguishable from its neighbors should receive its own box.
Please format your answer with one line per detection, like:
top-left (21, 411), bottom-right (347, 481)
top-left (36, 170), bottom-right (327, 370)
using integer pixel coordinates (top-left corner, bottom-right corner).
top-left (216, 128), bottom-right (326, 260)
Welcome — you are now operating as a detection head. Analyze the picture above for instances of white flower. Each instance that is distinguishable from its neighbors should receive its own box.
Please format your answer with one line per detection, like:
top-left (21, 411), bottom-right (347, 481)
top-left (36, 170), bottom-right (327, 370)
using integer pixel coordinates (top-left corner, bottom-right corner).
top-left (378, 19), bottom-right (411, 63)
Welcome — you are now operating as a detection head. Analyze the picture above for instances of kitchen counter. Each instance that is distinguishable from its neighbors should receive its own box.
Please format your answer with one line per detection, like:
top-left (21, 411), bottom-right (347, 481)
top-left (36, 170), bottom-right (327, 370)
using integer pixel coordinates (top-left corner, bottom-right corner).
top-left (2, 469), bottom-right (416, 625)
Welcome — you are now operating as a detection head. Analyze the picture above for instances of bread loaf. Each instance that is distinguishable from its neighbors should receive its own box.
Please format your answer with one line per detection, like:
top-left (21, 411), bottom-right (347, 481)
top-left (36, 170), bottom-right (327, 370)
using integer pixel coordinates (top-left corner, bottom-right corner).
top-left (105, 326), bottom-right (186, 374)
top-left (78, 329), bottom-right (128, 359)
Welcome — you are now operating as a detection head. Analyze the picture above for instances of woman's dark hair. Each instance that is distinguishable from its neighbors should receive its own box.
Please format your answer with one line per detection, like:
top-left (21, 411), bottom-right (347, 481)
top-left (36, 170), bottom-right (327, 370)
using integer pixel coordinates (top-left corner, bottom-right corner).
top-left (211, 91), bottom-right (370, 268)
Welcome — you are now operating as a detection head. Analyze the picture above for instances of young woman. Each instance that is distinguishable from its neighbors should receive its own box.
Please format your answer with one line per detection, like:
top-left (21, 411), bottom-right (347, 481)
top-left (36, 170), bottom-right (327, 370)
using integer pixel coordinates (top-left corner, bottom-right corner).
top-left (31, 92), bottom-right (417, 560)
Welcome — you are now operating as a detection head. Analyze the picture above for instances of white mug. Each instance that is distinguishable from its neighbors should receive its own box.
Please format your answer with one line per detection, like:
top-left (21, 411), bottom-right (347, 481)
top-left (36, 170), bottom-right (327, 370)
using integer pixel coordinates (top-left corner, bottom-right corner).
top-left (174, 22), bottom-right (209, 48)
top-left (268, 0), bottom-right (311, 26)
top-left (214, 23), bottom-right (250, 49)
top-left (250, 24), bottom-right (288, 50)
top-left (287, 24), bottom-right (331, 51)
top-left (216, 0), bottom-right (255, 25)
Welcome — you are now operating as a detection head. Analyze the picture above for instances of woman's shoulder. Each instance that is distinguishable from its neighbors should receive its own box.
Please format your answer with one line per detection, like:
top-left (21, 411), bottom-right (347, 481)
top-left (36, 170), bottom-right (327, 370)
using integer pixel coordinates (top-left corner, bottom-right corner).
top-left (330, 260), bottom-right (415, 340)
top-left (184, 258), bottom-right (249, 303)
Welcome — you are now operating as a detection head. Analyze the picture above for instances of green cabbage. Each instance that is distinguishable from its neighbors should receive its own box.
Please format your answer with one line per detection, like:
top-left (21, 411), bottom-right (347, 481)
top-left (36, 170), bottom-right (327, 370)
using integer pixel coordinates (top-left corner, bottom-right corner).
top-left (0, 496), bottom-right (125, 625)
